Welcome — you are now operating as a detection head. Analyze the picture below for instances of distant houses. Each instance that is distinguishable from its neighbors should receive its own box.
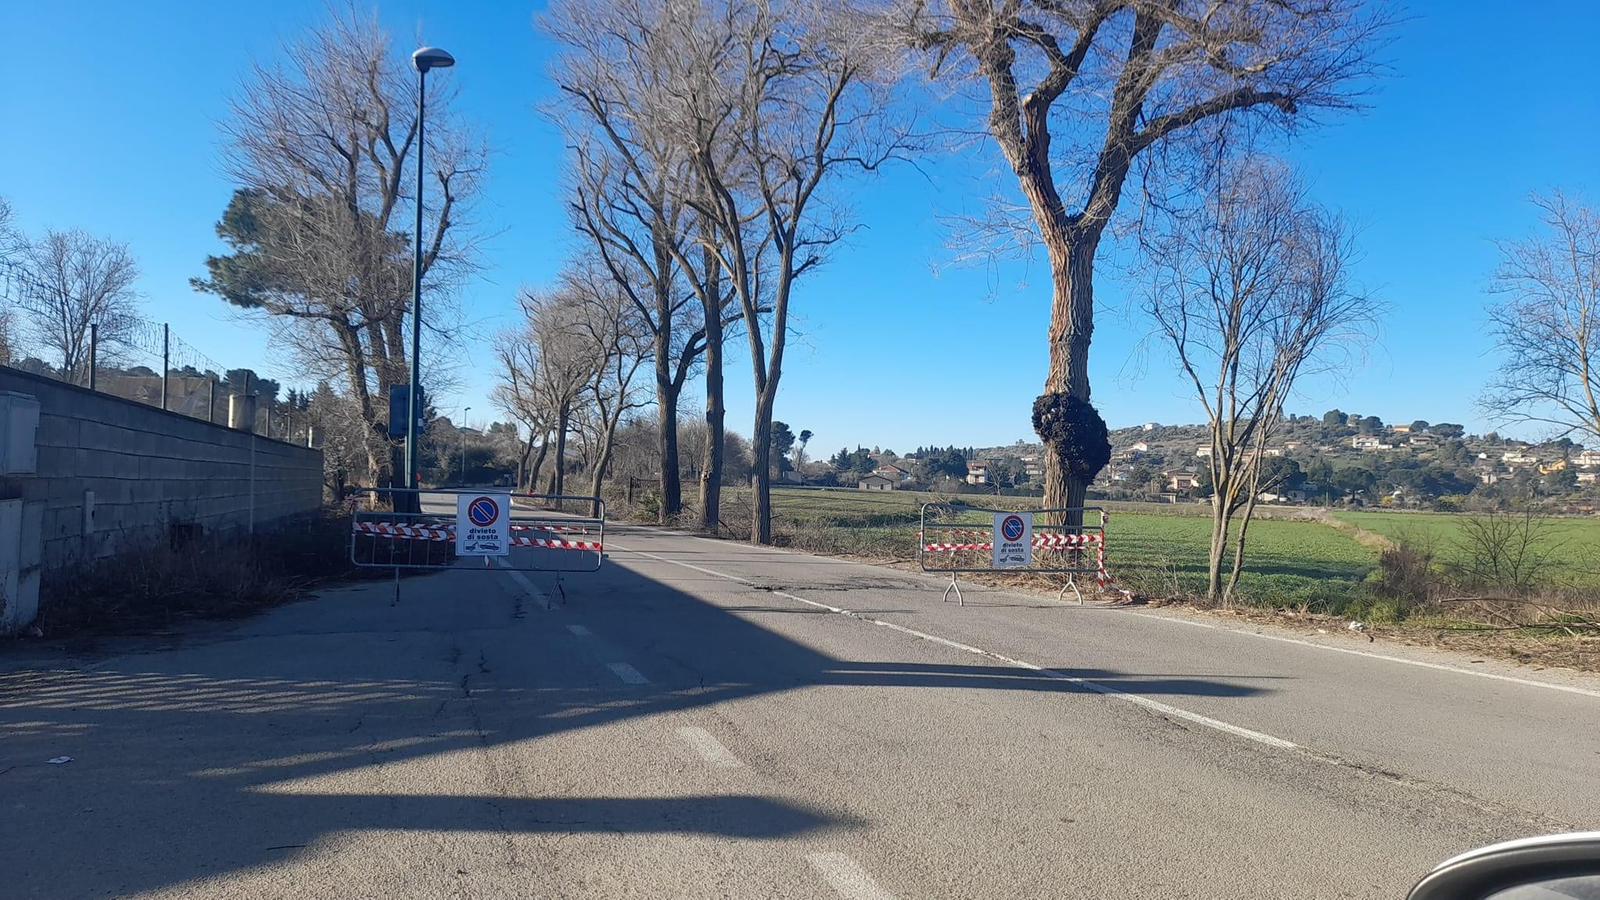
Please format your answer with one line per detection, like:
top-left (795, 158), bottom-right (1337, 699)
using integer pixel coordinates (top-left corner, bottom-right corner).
top-left (873, 462), bottom-right (911, 482)
top-left (858, 473), bottom-right (896, 491)
top-left (1021, 455), bottom-right (1044, 480)
top-left (965, 459), bottom-right (991, 485)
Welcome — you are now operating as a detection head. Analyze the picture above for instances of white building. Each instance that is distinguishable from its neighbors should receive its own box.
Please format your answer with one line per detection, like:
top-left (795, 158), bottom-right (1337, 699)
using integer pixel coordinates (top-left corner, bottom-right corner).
top-left (858, 474), bottom-right (896, 491)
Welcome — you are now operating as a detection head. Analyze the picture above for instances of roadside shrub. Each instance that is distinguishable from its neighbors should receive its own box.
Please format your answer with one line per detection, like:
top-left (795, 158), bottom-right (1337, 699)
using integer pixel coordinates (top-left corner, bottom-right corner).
top-left (1449, 509), bottom-right (1562, 594)
top-left (34, 509), bottom-right (368, 638)
top-left (1375, 537), bottom-right (1435, 613)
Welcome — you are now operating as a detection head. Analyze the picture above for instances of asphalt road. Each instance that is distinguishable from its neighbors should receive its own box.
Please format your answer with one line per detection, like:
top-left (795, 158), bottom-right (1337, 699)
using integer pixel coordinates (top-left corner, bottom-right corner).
top-left (4, 497), bottom-right (1598, 898)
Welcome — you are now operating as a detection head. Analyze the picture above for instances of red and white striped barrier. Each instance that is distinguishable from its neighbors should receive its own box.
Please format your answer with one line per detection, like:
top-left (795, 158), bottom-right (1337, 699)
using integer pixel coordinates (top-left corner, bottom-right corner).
top-left (922, 533), bottom-right (1104, 553)
top-left (511, 535), bottom-right (603, 551)
top-left (922, 532), bottom-right (1112, 587)
top-left (354, 521), bottom-right (602, 552)
top-left (510, 523), bottom-right (592, 534)
top-left (355, 521), bottom-right (454, 541)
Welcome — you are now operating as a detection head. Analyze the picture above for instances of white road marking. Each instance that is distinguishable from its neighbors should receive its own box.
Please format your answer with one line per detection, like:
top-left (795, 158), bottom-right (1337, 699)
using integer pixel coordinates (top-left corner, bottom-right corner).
top-left (567, 624), bottom-right (592, 637)
top-left (1129, 611), bottom-right (1600, 700)
top-left (807, 852), bottom-right (897, 900)
top-left (606, 662), bottom-right (650, 685)
top-left (619, 536), bottom-right (1600, 703)
top-left (675, 726), bottom-right (742, 768)
top-left (490, 557), bottom-right (551, 608)
top-left (614, 544), bottom-right (1298, 751)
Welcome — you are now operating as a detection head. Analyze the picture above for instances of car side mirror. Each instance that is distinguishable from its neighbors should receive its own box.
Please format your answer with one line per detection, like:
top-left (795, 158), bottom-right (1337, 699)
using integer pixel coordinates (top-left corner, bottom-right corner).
top-left (1410, 833), bottom-right (1600, 900)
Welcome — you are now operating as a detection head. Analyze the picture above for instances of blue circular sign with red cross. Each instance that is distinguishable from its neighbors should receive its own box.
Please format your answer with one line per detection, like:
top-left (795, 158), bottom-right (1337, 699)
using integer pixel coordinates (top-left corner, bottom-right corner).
top-left (467, 496), bottom-right (500, 527)
top-left (1001, 514), bottom-right (1026, 542)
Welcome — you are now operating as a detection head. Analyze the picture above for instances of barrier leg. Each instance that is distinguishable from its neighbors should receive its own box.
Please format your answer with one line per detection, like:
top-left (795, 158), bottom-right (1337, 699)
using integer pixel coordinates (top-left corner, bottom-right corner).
top-left (942, 572), bottom-right (964, 607)
top-left (1057, 574), bottom-right (1083, 605)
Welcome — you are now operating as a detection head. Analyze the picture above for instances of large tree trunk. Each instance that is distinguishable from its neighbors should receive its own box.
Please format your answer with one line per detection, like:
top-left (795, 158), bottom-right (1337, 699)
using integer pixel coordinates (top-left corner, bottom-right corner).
top-left (698, 297), bottom-right (726, 532)
top-left (1043, 237), bottom-right (1097, 524)
top-left (590, 411), bottom-right (624, 519)
top-left (656, 349), bottom-right (682, 523)
top-left (550, 405), bottom-right (570, 497)
top-left (696, 240), bottom-right (728, 533)
top-left (750, 388), bottom-right (775, 545)
top-left (526, 434), bottom-right (550, 494)
top-left (516, 436), bottom-right (535, 492)
top-left (335, 321), bottom-right (387, 490)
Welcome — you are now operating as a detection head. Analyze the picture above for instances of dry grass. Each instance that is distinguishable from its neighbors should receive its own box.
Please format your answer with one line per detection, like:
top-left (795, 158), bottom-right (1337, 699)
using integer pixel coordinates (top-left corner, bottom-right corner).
top-left (32, 510), bottom-right (378, 638)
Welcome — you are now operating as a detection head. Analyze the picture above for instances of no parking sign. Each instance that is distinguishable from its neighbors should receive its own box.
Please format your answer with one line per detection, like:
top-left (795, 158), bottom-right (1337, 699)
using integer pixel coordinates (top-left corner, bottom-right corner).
top-left (992, 512), bottom-right (1033, 569)
top-left (456, 494), bottom-right (510, 556)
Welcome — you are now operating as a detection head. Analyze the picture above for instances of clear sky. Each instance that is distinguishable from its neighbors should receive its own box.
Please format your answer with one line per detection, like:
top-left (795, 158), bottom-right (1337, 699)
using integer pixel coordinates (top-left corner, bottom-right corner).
top-left (2, 1), bottom-right (1596, 455)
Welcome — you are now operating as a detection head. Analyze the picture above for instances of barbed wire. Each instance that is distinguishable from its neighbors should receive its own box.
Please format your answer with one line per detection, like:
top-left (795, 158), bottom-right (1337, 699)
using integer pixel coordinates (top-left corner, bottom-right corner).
top-left (1, 256), bottom-right (302, 439)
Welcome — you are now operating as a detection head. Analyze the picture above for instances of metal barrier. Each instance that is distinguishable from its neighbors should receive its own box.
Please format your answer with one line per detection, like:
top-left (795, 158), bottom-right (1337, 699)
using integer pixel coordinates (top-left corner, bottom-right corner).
top-left (347, 488), bottom-right (605, 576)
top-left (918, 504), bottom-right (1110, 606)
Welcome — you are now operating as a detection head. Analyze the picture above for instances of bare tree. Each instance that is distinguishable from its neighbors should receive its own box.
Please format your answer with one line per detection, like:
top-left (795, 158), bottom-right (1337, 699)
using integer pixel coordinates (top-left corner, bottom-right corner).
top-left (16, 229), bottom-right (140, 384)
top-left (491, 325), bottom-right (553, 493)
top-left (508, 287), bottom-right (599, 498)
top-left (195, 9), bottom-right (485, 484)
top-left (0, 196), bottom-right (22, 365)
top-left (546, 0), bottom-right (751, 528)
top-left (1484, 194), bottom-right (1600, 444)
top-left (904, 0), bottom-right (1385, 519)
top-left (1143, 159), bottom-right (1374, 602)
top-left (566, 264), bottom-right (654, 514)
top-left (664, 0), bottom-right (909, 543)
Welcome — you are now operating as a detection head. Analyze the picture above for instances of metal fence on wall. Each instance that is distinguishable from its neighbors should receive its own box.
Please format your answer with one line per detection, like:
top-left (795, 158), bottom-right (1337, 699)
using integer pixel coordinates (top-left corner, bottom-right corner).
top-left (1, 260), bottom-right (309, 444)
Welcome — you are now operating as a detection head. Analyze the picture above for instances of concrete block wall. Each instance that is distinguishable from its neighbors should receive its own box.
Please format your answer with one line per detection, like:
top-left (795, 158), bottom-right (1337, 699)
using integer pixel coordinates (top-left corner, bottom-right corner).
top-left (0, 366), bottom-right (323, 630)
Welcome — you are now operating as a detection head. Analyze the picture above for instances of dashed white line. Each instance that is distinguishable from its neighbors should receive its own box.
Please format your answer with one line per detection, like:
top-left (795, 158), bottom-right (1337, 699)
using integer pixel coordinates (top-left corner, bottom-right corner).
top-left (675, 726), bottom-right (742, 768)
top-left (614, 543), bottom-right (1298, 751)
top-left (606, 662), bottom-right (650, 685)
top-left (567, 624), bottom-right (592, 637)
top-left (491, 557), bottom-right (551, 608)
top-left (807, 852), bottom-right (897, 900)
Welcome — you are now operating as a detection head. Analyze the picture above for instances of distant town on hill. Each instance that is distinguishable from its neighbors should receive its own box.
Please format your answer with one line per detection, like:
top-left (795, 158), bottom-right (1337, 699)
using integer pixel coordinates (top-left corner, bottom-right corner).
top-left (799, 411), bottom-right (1599, 513)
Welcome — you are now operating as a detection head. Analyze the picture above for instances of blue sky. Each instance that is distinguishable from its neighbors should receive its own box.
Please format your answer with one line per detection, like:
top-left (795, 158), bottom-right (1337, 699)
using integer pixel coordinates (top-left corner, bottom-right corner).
top-left (2, 1), bottom-right (1596, 454)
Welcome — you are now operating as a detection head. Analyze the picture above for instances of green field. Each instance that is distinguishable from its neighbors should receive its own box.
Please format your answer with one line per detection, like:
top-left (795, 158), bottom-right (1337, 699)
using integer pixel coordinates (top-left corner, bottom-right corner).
top-left (1335, 510), bottom-right (1600, 587)
top-left (730, 487), bottom-right (1378, 604)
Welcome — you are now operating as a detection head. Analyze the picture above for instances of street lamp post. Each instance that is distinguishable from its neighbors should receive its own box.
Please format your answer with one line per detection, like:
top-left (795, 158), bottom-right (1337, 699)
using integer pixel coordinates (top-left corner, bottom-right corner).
top-left (405, 46), bottom-right (456, 494)
top-left (459, 406), bottom-right (471, 486)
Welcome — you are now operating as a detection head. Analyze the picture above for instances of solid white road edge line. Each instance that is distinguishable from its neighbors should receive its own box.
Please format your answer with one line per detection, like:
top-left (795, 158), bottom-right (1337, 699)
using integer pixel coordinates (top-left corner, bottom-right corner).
top-left (607, 662), bottom-right (650, 685)
top-left (807, 852), bottom-right (898, 900)
top-left (612, 543), bottom-right (1297, 752)
top-left (615, 533), bottom-right (1600, 702)
top-left (675, 726), bottom-right (743, 769)
top-left (1126, 610), bottom-right (1600, 700)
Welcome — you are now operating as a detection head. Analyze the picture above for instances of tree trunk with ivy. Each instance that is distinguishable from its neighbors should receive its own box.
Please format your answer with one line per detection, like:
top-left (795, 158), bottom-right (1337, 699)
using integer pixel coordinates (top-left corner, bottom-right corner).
top-left (1039, 238), bottom-right (1103, 526)
top-left (910, 0), bottom-right (1384, 526)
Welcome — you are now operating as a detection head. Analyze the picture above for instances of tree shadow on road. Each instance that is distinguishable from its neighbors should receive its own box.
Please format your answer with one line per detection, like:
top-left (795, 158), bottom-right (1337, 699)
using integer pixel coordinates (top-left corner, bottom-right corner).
top-left (0, 555), bottom-right (1270, 896)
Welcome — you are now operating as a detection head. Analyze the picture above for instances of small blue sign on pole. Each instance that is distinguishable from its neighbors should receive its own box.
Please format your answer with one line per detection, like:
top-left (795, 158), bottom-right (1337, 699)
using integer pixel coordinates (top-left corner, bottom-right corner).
top-left (388, 385), bottom-right (426, 439)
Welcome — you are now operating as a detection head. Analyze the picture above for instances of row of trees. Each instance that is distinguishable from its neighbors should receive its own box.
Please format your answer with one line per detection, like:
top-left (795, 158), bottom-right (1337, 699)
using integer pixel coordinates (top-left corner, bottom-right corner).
top-left (495, 0), bottom-right (909, 540)
top-left (516, 0), bottom-right (1390, 545)
top-left (185, 3), bottom-right (1593, 595)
